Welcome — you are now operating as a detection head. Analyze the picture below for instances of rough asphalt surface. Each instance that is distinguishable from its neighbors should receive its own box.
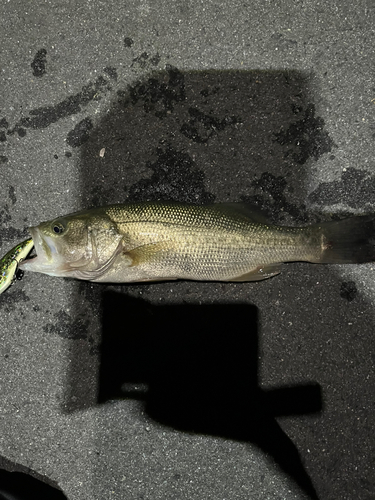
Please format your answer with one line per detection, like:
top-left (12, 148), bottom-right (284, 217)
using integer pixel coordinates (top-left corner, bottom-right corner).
top-left (1, 1), bottom-right (375, 499)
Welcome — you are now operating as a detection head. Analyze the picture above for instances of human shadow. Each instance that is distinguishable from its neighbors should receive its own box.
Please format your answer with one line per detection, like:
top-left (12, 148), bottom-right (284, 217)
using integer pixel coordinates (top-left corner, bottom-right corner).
top-left (78, 66), bottom-right (327, 221)
top-left (65, 66), bottom-right (333, 498)
top-left (66, 66), bottom-right (325, 412)
top-left (0, 456), bottom-right (67, 499)
top-left (66, 66), bottom-right (328, 413)
top-left (98, 290), bottom-right (321, 499)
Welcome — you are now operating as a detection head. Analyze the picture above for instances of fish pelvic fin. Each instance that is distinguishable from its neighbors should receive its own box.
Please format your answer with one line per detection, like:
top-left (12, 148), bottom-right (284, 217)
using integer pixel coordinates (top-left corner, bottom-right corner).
top-left (316, 214), bottom-right (375, 264)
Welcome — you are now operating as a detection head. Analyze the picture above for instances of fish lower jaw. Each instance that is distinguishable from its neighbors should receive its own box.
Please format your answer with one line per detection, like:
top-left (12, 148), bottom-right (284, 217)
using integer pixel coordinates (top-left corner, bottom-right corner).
top-left (19, 253), bottom-right (89, 277)
top-left (19, 257), bottom-right (50, 274)
top-left (18, 253), bottom-right (63, 276)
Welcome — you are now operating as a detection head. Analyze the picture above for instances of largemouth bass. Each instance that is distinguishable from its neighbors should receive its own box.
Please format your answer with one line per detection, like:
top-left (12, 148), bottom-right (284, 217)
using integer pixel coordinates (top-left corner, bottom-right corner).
top-left (19, 202), bottom-right (375, 283)
top-left (0, 238), bottom-right (34, 294)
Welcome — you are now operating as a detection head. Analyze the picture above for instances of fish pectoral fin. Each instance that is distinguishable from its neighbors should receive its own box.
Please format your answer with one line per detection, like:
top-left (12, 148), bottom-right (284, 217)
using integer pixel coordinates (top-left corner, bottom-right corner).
top-left (227, 263), bottom-right (282, 282)
top-left (125, 242), bottom-right (167, 267)
top-left (121, 243), bottom-right (178, 281)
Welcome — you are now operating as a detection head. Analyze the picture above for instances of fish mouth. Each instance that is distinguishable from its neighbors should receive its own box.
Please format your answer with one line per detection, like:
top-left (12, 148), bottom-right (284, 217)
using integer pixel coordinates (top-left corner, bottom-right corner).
top-left (19, 227), bottom-right (65, 276)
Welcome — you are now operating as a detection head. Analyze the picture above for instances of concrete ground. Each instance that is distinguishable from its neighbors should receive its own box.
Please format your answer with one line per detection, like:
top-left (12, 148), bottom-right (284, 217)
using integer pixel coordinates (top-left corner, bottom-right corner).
top-left (1, 1), bottom-right (375, 499)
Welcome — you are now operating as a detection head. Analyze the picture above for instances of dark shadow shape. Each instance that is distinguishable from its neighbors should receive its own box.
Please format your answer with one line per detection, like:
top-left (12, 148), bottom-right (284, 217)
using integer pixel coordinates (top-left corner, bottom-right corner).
top-left (0, 467), bottom-right (67, 500)
top-left (64, 67), bottom-right (332, 498)
top-left (78, 67), bottom-right (324, 221)
top-left (99, 291), bottom-right (321, 499)
top-left (66, 67), bottom-right (332, 411)
top-left (0, 455), bottom-right (66, 496)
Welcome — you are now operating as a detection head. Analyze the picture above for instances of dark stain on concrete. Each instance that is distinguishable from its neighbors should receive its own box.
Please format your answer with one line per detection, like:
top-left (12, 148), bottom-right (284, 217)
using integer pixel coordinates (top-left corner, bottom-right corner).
top-left (127, 145), bottom-right (215, 204)
top-left (130, 50), bottom-right (161, 69)
top-left (0, 226), bottom-right (28, 248)
top-left (0, 155), bottom-right (8, 163)
top-left (0, 204), bottom-right (12, 226)
top-left (340, 281), bottom-right (358, 302)
top-left (275, 104), bottom-right (335, 164)
top-left (43, 310), bottom-right (90, 340)
top-left (103, 66), bottom-right (118, 80)
top-left (180, 107), bottom-right (241, 144)
top-left (8, 76), bottom-right (108, 134)
top-left (31, 49), bottom-right (47, 77)
top-left (150, 53), bottom-right (161, 66)
top-left (131, 51), bottom-right (149, 69)
top-left (200, 86), bottom-right (220, 98)
top-left (0, 289), bottom-right (30, 313)
top-left (0, 202), bottom-right (30, 247)
top-left (131, 51), bottom-right (161, 69)
top-left (309, 167), bottom-right (375, 209)
top-left (243, 172), bottom-right (309, 223)
top-left (17, 128), bottom-right (26, 137)
top-left (66, 118), bottom-right (94, 147)
top-left (124, 37), bottom-right (134, 48)
top-left (8, 186), bottom-right (16, 205)
top-left (0, 118), bottom-right (7, 142)
top-left (120, 65), bottom-right (185, 118)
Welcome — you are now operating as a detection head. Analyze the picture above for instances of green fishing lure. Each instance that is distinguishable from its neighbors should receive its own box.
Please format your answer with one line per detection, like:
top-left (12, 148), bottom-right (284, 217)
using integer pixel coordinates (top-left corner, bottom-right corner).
top-left (0, 239), bottom-right (34, 294)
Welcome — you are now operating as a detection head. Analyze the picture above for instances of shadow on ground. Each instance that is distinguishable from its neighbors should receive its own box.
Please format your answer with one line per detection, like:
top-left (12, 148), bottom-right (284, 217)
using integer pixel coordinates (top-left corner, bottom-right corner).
top-left (64, 67), bottom-right (329, 412)
top-left (0, 457), bottom-right (67, 500)
top-left (98, 291), bottom-right (321, 499)
top-left (61, 67), bottom-right (335, 498)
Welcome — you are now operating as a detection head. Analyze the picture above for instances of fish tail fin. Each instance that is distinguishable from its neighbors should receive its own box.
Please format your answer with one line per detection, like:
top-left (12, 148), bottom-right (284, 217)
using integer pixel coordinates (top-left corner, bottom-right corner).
top-left (317, 215), bottom-right (375, 264)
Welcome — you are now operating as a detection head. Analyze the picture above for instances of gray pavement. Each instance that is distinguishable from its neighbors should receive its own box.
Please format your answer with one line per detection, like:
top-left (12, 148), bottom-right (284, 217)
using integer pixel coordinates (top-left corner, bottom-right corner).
top-left (1, 1), bottom-right (375, 499)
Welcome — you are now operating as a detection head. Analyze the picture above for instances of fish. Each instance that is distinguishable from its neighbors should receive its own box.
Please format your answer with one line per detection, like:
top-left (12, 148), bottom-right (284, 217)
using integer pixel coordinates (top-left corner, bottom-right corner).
top-left (19, 201), bottom-right (375, 283)
top-left (0, 238), bottom-right (34, 294)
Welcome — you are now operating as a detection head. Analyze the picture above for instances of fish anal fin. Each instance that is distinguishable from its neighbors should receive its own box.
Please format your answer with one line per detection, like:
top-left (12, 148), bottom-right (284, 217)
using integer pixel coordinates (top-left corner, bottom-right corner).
top-left (227, 263), bottom-right (282, 282)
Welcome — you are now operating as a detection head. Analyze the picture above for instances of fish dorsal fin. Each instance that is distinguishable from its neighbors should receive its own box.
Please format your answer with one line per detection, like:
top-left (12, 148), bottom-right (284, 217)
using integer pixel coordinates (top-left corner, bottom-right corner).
top-left (211, 203), bottom-right (271, 224)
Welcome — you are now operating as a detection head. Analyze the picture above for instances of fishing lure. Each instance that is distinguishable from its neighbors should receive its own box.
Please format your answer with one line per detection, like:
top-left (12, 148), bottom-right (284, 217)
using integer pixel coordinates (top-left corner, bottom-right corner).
top-left (0, 239), bottom-right (34, 294)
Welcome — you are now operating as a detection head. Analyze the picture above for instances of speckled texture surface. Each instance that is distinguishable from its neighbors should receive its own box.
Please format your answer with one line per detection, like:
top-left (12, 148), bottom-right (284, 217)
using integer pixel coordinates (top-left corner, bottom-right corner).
top-left (1, 1), bottom-right (375, 499)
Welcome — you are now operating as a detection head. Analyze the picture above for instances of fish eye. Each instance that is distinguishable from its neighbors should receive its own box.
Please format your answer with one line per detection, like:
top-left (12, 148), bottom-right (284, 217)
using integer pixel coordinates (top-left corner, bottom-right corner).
top-left (52, 222), bottom-right (65, 235)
